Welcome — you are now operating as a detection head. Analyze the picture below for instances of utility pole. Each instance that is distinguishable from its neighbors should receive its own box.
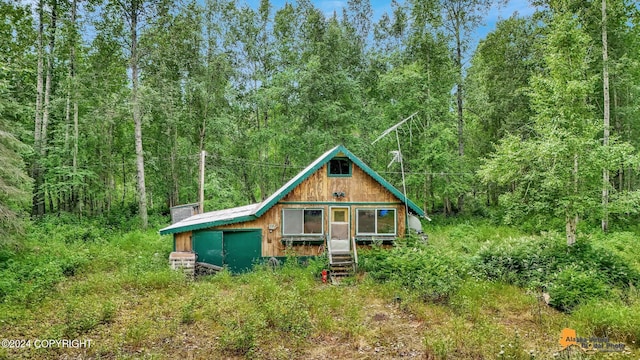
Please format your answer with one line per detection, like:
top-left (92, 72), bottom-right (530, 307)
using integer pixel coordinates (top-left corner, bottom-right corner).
top-left (199, 150), bottom-right (206, 214)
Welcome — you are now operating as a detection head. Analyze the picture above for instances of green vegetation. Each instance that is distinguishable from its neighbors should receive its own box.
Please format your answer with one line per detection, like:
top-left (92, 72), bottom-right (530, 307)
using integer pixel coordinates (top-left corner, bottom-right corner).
top-left (1, 218), bottom-right (638, 359)
top-left (2, 0), bottom-right (640, 358)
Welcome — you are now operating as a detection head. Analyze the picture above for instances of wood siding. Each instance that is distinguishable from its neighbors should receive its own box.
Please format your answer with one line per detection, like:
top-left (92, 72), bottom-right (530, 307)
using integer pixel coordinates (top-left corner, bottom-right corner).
top-left (214, 163), bottom-right (407, 257)
top-left (174, 231), bottom-right (192, 252)
top-left (283, 163), bottom-right (400, 203)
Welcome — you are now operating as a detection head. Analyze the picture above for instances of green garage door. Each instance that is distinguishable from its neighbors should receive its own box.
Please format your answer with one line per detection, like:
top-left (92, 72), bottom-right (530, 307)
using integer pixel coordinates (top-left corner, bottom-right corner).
top-left (223, 230), bottom-right (261, 273)
top-left (192, 230), bottom-right (223, 267)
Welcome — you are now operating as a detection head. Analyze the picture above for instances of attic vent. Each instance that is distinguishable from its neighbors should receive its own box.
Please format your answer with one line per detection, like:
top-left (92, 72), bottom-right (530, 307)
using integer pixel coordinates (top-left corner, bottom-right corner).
top-left (328, 158), bottom-right (351, 177)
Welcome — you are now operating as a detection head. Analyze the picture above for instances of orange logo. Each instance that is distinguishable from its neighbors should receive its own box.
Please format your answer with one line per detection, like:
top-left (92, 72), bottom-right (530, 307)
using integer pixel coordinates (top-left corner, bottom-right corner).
top-left (559, 328), bottom-right (578, 350)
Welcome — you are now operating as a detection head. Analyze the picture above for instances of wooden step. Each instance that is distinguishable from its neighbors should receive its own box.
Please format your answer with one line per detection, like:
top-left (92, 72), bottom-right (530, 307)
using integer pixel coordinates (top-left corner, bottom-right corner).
top-left (330, 251), bottom-right (351, 256)
top-left (330, 261), bottom-right (353, 265)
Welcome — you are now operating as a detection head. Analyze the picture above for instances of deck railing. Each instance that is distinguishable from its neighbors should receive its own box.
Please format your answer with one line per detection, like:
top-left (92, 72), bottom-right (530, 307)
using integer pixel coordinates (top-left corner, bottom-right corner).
top-left (351, 236), bottom-right (358, 269)
top-left (326, 235), bottom-right (333, 265)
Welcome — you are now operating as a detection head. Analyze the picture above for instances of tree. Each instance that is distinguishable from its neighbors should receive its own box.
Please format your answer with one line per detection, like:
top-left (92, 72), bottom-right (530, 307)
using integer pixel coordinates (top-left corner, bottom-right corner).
top-left (0, 1), bottom-right (34, 243)
top-left (478, 8), bottom-right (638, 245)
top-left (109, 0), bottom-right (162, 228)
top-left (601, 0), bottom-right (610, 231)
top-left (465, 16), bottom-right (541, 206)
top-left (32, 0), bottom-right (59, 216)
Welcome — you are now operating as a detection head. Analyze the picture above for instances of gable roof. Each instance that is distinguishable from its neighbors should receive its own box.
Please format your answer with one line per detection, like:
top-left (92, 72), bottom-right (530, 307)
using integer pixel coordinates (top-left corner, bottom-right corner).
top-left (159, 145), bottom-right (424, 235)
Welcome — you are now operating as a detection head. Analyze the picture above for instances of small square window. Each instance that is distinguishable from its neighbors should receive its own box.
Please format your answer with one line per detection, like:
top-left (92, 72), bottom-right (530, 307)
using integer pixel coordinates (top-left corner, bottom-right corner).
top-left (328, 158), bottom-right (351, 177)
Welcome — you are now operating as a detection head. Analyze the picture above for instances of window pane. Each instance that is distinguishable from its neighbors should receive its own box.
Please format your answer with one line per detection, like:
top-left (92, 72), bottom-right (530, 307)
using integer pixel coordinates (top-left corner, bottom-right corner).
top-left (329, 159), bottom-right (350, 175)
top-left (377, 209), bottom-right (395, 234)
top-left (303, 210), bottom-right (323, 234)
top-left (333, 209), bottom-right (346, 222)
top-left (283, 209), bottom-right (303, 234)
top-left (357, 210), bottom-right (375, 233)
top-left (339, 160), bottom-right (350, 174)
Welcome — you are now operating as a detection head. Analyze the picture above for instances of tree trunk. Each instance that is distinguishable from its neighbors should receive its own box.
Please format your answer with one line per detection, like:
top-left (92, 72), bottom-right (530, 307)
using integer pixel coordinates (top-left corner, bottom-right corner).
top-left (455, 22), bottom-right (465, 212)
top-left (601, 0), bottom-right (610, 232)
top-left (614, 88), bottom-right (622, 192)
top-left (122, 152), bottom-right (127, 208)
top-left (567, 153), bottom-right (579, 246)
top-left (41, 0), bottom-right (57, 157)
top-left (71, 0), bottom-right (79, 212)
top-left (455, 26), bottom-right (463, 157)
top-left (32, 0), bottom-right (46, 216)
top-left (566, 214), bottom-right (578, 246)
top-left (130, 3), bottom-right (148, 228)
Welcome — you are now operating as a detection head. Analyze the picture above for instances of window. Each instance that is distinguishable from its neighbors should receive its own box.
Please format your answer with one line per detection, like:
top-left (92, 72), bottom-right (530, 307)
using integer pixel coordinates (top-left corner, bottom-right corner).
top-left (356, 209), bottom-right (396, 235)
top-left (328, 158), bottom-right (351, 177)
top-left (282, 209), bottom-right (323, 235)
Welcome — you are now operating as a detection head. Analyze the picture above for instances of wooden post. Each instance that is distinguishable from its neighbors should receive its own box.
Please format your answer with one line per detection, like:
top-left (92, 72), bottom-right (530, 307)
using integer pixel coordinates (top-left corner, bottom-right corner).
top-left (199, 150), bottom-right (205, 214)
top-left (200, 150), bottom-right (206, 214)
top-left (395, 129), bottom-right (409, 234)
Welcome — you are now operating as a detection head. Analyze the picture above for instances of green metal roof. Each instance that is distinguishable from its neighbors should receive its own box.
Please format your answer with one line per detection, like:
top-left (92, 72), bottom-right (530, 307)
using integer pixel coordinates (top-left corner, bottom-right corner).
top-left (159, 145), bottom-right (425, 235)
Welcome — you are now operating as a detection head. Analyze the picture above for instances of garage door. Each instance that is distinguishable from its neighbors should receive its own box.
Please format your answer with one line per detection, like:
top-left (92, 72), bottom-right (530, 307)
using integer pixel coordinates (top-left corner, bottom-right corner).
top-left (192, 230), bottom-right (224, 267)
top-left (223, 230), bottom-right (261, 273)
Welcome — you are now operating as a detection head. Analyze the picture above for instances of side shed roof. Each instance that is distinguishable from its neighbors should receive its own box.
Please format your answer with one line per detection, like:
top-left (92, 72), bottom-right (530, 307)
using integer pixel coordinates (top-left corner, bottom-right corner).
top-left (159, 145), bottom-right (424, 235)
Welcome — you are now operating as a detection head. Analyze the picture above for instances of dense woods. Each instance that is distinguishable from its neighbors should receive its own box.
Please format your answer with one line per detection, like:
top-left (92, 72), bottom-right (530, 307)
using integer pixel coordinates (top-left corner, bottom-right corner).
top-left (1, 0), bottom-right (639, 242)
top-left (2, 2), bottom-right (640, 357)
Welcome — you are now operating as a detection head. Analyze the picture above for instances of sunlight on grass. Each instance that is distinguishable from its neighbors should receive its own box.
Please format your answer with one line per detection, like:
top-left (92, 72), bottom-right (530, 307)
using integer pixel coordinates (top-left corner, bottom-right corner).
top-left (0, 220), bottom-right (639, 359)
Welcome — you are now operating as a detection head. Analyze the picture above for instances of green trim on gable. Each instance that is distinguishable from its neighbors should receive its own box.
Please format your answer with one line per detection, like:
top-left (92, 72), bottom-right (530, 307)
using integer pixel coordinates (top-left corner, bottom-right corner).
top-left (254, 145), bottom-right (424, 218)
top-left (160, 145), bottom-right (425, 236)
top-left (343, 149), bottom-right (424, 217)
top-left (253, 149), bottom-right (341, 217)
top-left (279, 201), bottom-right (403, 206)
top-left (159, 215), bottom-right (257, 235)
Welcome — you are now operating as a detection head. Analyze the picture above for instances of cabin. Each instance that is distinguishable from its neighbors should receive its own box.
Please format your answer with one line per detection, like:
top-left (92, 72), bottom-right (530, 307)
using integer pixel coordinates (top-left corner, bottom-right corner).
top-left (160, 145), bottom-right (425, 275)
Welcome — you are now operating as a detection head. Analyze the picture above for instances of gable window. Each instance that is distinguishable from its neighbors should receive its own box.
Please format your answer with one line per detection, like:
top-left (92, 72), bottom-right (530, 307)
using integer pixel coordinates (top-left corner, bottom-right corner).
top-left (328, 158), bottom-right (351, 177)
top-left (282, 209), bottom-right (323, 235)
top-left (356, 208), bottom-right (396, 235)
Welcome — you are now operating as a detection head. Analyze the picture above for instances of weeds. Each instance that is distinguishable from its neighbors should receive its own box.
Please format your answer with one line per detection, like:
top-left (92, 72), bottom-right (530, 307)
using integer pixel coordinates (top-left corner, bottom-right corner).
top-left (1, 219), bottom-right (639, 359)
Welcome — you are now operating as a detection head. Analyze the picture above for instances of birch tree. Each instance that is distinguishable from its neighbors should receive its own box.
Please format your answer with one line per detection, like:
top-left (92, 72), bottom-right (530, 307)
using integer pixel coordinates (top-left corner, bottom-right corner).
top-left (109, 0), bottom-right (161, 227)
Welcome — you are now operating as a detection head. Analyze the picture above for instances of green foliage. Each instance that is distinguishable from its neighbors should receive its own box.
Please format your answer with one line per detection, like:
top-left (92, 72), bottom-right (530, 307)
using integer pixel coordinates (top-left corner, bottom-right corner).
top-left (361, 236), bottom-right (468, 303)
top-left (0, 217), bottom-right (176, 306)
top-left (0, 84), bottom-right (31, 246)
top-left (180, 298), bottom-right (196, 325)
top-left (473, 234), bottom-right (639, 311)
top-left (548, 266), bottom-right (611, 312)
top-left (572, 298), bottom-right (640, 344)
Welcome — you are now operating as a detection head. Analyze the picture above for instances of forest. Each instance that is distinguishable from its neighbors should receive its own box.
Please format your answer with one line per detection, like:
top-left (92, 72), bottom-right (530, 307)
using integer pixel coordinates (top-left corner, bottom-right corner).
top-left (1, 0), bottom-right (638, 242)
top-left (1, 0), bottom-right (640, 358)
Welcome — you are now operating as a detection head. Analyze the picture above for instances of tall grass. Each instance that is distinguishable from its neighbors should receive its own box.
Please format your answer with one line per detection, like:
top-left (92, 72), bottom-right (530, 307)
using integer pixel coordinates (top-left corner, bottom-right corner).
top-left (1, 218), bottom-right (639, 359)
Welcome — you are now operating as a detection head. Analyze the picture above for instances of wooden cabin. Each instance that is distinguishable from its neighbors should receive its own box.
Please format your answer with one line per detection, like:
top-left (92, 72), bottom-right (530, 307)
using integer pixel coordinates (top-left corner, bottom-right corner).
top-left (160, 145), bottom-right (425, 274)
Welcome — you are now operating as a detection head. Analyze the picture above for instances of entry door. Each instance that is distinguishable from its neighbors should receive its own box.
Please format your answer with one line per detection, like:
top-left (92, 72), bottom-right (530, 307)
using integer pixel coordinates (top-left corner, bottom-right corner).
top-left (330, 207), bottom-right (350, 253)
top-left (192, 230), bottom-right (224, 267)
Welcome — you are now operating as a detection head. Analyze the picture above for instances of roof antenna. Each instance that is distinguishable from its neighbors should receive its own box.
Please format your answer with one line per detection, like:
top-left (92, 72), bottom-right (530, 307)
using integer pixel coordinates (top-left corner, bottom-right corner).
top-left (373, 112), bottom-right (431, 221)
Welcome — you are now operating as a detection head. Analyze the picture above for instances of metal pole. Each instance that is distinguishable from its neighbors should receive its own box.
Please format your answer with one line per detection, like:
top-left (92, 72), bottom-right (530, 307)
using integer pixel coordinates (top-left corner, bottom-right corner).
top-left (199, 150), bottom-right (205, 214)
top-left (395, 129), bottom-right (409, 233)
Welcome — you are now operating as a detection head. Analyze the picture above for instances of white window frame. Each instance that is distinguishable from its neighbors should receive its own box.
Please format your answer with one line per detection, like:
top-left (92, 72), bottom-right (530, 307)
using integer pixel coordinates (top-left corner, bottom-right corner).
top-left (282, 208), bottom-right (324, 236)
top-left (355, 208), bottom-right (397, 236)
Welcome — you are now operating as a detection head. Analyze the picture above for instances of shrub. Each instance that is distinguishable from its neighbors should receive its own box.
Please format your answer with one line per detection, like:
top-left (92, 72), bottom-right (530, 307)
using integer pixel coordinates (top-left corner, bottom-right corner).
top-left (473, 234), bottom-right (639, 312)
top-left (548, 266), bottom-right (611, 312)
top-left (476, 237), bottom-right (637, 281)
top-left (218, 319), bottom-right (259, 356)
top-left (361, 238), bottom-right (467, 303)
